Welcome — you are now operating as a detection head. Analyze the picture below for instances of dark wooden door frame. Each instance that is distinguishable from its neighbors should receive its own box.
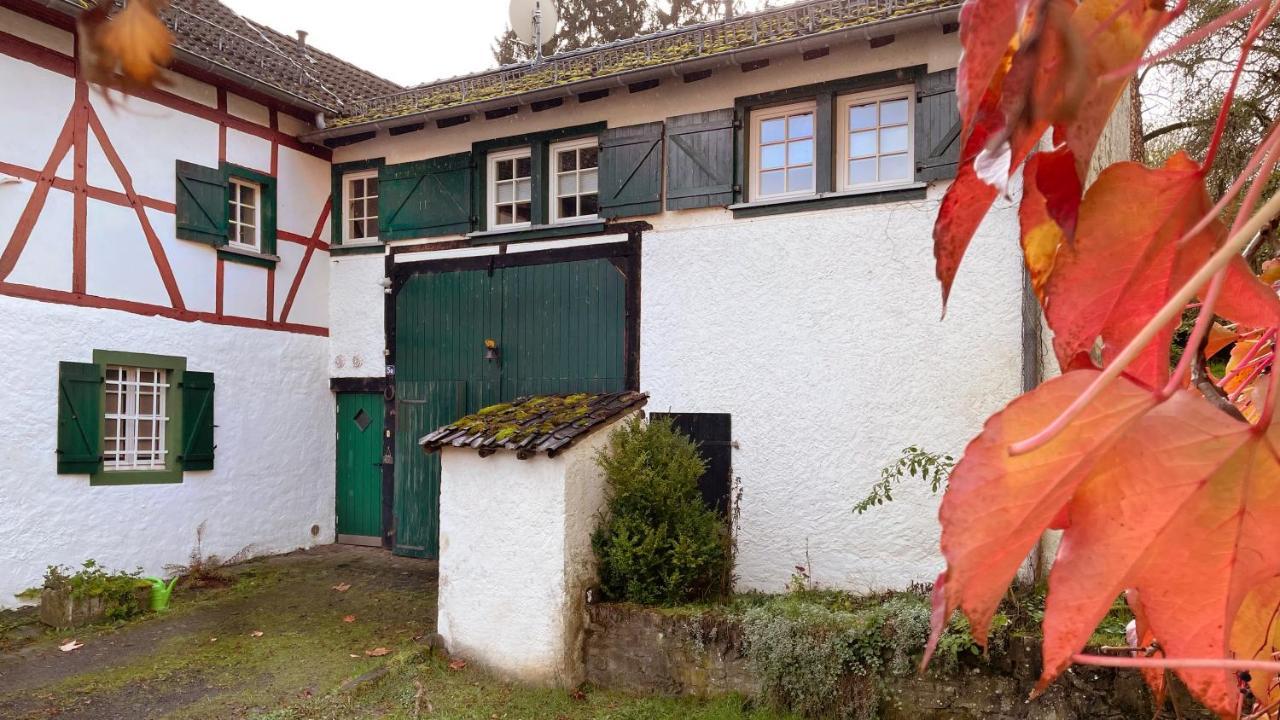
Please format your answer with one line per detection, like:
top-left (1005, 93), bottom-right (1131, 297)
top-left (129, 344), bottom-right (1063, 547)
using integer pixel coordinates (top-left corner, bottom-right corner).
top-left (379, 222), bottom-right (644, 551)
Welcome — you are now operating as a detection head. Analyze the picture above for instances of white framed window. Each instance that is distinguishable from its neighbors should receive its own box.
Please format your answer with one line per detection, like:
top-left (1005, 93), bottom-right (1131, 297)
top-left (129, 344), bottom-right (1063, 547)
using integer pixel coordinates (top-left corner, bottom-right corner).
top-left (838, 86), bottom-right (914, 191)
top-left (488, 147), bottom-right (533, 229)
top-left (104, 366), bottom-right (170, 472)
top-left (750, 101), bottom-right (817, 201)
top-left (344, 170), bottom-right (379, 242)
top-left (549, 138), bottom-right (599, 223)
top-left (228, 177), bottom-right (261, 250)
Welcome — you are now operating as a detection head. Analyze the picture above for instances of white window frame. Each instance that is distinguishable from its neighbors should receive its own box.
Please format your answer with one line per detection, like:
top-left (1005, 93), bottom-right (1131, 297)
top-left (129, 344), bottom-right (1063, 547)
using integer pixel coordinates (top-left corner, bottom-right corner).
top-left (548, 137), bottom-right (600, 225)
top-left (488, 146), bottom-right (534, 230)
top-left (104, 366), bottom-right (170, 472)
top-left (836, 85), bottom-right (916, 192)
top-left (343, 169), bottom-right (379, 243)
top-left (227, 177), bottom-right (261, 251)
top-left (749, 100), bottom-right (818, 202)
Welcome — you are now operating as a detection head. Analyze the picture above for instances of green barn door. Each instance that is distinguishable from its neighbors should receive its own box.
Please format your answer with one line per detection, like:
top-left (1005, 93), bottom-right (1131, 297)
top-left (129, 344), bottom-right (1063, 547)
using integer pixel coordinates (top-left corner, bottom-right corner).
top-left (335, 392), bottom-right (384, 545)
top-left (392, 258), bottom-right (626, 558)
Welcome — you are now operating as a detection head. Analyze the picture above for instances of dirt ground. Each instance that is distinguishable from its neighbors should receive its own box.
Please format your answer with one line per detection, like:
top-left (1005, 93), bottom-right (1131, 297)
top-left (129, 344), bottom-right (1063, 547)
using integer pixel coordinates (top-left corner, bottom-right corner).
top-left (0, 545), bottom-right (438, 719)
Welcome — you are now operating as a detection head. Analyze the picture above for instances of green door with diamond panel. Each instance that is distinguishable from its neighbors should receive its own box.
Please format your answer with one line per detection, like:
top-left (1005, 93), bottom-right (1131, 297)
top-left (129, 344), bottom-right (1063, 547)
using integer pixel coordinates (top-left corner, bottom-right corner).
top-left (392, 258), bottom-right (626, 558)
top-left (336, 392), bottom-right (384, 545)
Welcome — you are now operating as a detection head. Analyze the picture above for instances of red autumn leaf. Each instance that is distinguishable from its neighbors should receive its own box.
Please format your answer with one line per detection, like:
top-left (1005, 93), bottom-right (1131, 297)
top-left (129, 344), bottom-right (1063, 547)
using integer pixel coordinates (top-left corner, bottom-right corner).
top-left (1018, 148), bottom-right (1082, 300)
top-left (953, 0), bottom-right (1019, 141)
top-left (79, 0), bottom-right (174, 92)
top-left (1230, 576), bottom-right (1280, 711)
top-left (1205, 323), bottom-right (1238, 360)
top-left (342, 615), bottom-right (356, 623)
top-left (1214, 256), bottom-right (1280, 331)
top-left (924, 370), bottom-right (1157, 663)
top-left (1044, 152), bottom-right (1220, 389)
top-left (1124, 589), bottom-right (1167, 711)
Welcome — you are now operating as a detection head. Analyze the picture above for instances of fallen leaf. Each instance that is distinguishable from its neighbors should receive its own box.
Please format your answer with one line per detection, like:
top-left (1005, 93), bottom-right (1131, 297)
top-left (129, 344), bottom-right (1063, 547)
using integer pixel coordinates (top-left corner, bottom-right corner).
top-left (250, 630), bottom-right (264, 638)
top-left (332, 582), bottom-right (352, 592)
top-left (59, 640), bottom-right (83, 652)
top-left (209, 637), bottom-right (217, 643)
top-left (343, 615), bottom-right (356, 623)
top-left (448, 658), bottom-right (467, 670)
top-left (349, 653), bottom-right (359, 658)
top-left (365, 647), bottom-right (391, 657)
top-left (569, 687), bottom-right (587, 701)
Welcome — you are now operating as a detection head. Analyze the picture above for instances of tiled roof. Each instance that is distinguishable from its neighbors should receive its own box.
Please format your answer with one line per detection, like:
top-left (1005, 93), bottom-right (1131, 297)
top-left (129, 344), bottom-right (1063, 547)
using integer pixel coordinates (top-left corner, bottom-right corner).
top-left (420, 392), bottom-right (648, 459)
top-left (327, 0), bottom-right (960, 129)
top-left (60, 0), bottom-right (403, 111)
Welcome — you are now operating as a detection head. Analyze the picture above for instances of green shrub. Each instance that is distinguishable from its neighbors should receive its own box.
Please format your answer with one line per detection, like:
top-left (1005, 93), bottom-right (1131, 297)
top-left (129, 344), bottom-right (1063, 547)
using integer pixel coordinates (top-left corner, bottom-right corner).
top-left (43, 560), bottom-right (149, 623)
top-left (592, 416), bottom-right (731, 605)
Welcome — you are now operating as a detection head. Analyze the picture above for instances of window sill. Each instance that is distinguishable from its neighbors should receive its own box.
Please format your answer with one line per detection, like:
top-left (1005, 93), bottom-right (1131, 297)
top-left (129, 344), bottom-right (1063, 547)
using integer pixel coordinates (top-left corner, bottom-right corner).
top-left (90, 468), bottom-right (183, 486)
top-left (468, 219), bottom-right (607, 245)
top-left (730, 183), bottom-right (926, 218)
top-left (217, 245), bottom-right (280, 268)
top-left (331, 241), bottom-right (385, 257)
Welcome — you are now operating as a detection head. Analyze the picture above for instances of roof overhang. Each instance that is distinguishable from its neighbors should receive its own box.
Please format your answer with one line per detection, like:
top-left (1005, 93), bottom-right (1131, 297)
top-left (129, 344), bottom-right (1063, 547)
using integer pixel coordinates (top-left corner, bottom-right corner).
top-left (300, 4), bottom-right (960, 145)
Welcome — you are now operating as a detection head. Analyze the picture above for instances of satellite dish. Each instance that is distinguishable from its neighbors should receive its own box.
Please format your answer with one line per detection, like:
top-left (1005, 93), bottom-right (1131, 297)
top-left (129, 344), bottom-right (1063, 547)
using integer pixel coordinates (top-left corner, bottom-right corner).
top-left (509, 0), bottom-right (558, 59)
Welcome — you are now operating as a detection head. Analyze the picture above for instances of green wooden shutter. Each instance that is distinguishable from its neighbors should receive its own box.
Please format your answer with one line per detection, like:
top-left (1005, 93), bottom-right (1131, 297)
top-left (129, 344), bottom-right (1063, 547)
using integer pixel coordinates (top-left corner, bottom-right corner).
top-left (57, 361), bottom-right (102, 474)
top-left (379, 152), bottom-right (473, 240)
top-left (915, 68), bottom-right (961, 182)
top-left (598, 122), bottom-right (663, 219)
top-left (260, 176), bottom-right (278, 255)
top-left (175, 161), bottom-right (228, 246)
top-left (665, 109), bottom-right (736, 210)
top-left (181, 371), bottom-right (215, 471)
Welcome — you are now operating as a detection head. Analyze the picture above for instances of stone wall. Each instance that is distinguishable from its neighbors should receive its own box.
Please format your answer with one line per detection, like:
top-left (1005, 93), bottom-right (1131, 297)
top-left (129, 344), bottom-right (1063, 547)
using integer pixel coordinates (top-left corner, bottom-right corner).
top-left (584, 603), bottom-right (1213, 719)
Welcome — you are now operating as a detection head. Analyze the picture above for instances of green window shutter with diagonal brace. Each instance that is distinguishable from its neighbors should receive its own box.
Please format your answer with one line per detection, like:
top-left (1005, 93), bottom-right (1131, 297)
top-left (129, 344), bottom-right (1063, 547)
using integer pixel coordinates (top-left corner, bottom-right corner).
top-left (598, 122), bottom-right (664, 219)
top-left (175, 160), bottom-right (228, 246)
top-left (379, 152), bottom-right (474, 240)
top-left (57, 361), bottom-right (102, 474)
top-left (665, 109), bottom-right (736, 210)
top-left (915, 68), bottom-right (961, 182)
top-left (180, 371), bottom-right (215, 471)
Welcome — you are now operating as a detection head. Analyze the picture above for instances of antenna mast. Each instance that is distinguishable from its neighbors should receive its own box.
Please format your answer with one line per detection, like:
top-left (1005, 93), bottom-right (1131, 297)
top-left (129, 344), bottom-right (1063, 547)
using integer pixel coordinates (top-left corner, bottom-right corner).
top-left (532, 0), bottom-right (544, 64)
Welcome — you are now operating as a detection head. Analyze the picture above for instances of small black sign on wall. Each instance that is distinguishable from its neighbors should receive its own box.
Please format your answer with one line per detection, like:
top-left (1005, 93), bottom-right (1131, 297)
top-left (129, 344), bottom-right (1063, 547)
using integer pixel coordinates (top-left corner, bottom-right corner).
top-left (651, 413), bottom-right (732, 517)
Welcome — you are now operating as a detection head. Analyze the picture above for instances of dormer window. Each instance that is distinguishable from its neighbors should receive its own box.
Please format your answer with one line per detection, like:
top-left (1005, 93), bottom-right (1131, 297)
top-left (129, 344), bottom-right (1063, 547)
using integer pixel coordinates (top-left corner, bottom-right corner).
top-left (489, 147), bottom-right (533, 228)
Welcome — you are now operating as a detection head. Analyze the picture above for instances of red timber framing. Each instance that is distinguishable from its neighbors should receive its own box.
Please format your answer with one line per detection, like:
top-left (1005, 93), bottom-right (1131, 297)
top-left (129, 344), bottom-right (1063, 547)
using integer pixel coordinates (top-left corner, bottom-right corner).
top-left (0, 24), bottom-right (330, 337)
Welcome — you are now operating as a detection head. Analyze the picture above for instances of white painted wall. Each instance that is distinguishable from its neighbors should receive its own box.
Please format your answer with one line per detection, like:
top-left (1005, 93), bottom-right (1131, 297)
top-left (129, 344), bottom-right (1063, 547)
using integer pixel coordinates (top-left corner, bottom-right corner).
top-left (437, 416), bottom-right (627, 686)
top-left (328, 253), bottom-right (387, 378)
top-left (0, 293), bottom-right (335, 605)
top-left (641, 183), bottom-right (1025, 592)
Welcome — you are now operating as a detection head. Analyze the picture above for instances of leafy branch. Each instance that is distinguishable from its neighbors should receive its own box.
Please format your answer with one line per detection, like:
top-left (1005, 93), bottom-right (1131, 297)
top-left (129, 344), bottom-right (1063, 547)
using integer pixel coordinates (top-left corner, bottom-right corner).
top-left (853, 446), bottom-right (954, 515)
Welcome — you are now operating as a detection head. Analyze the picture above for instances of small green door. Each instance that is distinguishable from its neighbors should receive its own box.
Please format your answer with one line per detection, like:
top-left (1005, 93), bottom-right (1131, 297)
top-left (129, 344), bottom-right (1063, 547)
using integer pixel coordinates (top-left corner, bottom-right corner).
top-left (336, 392), bottom-right (384, 545)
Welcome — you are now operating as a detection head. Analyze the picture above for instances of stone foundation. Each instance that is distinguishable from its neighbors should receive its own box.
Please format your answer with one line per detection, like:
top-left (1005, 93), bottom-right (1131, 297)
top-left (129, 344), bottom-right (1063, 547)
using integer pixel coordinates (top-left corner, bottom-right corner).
top-left (584, 603), bottom-right (1213, 719)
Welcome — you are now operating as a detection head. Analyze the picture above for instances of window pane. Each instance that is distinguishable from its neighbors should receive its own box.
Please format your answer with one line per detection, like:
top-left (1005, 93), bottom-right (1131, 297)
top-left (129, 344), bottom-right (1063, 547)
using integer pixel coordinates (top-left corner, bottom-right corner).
top-left (849, 158), bottom-right (876, 184)
top-left (240, 225), bottom-right (255, 244)
top-left (850, 130), bottom-right (877, 158)
top-left (351, 219), bottom-right (365, 239)
top-left (581, 146), bottom-right (598, 169)
top-left (787, 166), bottom-right (813, 192)
top-left (788, 139), bottom-right (813, 165)
top-left (106, 418), bottom-right (118, 437)
top-left (516, 178), bottom-right (531, 201)
top-left (788, 113), bottom-right (814, 138)
top-left (760, 144), bottom-right (785, 170)
top-left (515, 202), bottom-right (531, 223)
top-left (879, 153), bottom-right (910, 181)
top-left (559, 196), bottom-right (578, 218)
top-left (881, 98), bottom-right (909, 125)
top-left (558, 150), bottom-right (577, 172)
top-left (139, 394), bottom-right (154, 414)
top-left (497, 182), bottom-right (514, 203)
top-left (366, 178), bottom-right (378, 196)
top-left (241, 185), bottom-right (256, 206)
top-left (759, 169), bottom-right (785, 195)
top-left (349, 198), bottom-right (363, 218)
top-left (106, 392), bottom-right (118, 414)
top-left (880, 125), bottom-right (909, 154)
top-left (497, 205), bottom-right (514, 225)
top-left (515, 156), bottom-right (532, 178)
top-left (760, 117), bottom-right (785, 143)
top-left (496, 159), bottom-right (513, 181)
top-left (581, 169), bottom-right (598, 193)
top-left (849, 103), bottom-right (876, 130)
top-left (581, 194), bottom-right (598, 216)
top-left (557, 173), bottom-right (577, 196)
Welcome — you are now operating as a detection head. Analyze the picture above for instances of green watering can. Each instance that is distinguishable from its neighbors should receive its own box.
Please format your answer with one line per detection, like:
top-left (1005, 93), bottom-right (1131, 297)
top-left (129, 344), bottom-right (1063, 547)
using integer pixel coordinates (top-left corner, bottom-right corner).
top-left (143, 576), bottom-right (179, 612)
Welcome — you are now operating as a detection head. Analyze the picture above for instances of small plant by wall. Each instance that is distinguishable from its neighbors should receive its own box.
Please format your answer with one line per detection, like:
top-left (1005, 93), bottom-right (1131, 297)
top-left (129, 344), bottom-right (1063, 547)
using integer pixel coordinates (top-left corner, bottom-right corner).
top-left (854, 446), bottom-right (954, 515)
top-left (592, 416), bottom-right (732, 605)
top-left (40, 560), bottom-right (150, 627)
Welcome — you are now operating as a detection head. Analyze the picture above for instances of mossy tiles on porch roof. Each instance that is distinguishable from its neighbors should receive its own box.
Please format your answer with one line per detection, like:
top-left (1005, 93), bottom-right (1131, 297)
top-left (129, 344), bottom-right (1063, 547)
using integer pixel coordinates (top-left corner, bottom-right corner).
top-left (419, 391), bottom-right (647, 458)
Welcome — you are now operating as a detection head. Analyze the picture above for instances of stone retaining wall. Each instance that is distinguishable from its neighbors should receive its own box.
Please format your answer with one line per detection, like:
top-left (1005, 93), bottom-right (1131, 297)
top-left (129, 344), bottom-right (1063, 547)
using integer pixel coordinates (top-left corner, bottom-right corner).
top-left (584, 603), bottom-right (1212, 719)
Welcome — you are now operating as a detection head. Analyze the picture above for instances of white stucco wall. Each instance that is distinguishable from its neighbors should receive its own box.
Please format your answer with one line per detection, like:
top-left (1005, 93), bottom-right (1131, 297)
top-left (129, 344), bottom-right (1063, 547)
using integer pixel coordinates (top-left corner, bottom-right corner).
top-left (436, 417), bottom-right (624, 686)
top-left (0, 294), bottom-right (335, 605)
top-left (641, 183), bottom-right (1024, 593)
top-left (328, 252), bottom-right (387, 378)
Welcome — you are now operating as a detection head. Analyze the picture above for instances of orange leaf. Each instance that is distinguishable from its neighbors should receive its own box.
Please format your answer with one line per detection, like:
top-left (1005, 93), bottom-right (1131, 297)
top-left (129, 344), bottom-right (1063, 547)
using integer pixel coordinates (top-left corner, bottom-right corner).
top-left (80, 0), bottom-right (173, 92)
top-left (1044, 153), bottom-right (1220, 389)
top-left (1124, 589), bottom-right (1167, 710)
top-left (343, 615), bottom-right (356, 623)
top-left (332, 582), bottom-right (351, 592)
top-left (1215, 256), bottom-right (1280, 331)
top-left (365, 647), bottom-right (391, 657)
top-left (1205, 323), bottom-right (1238, 360)
top-left (1230, 576), bottom-right (1280, 712)
top-left (924, 370), bottom-right (1157, 662)
top-left (448, 658), bottom-right (467, 670)
top-left (1018, 148), bottom-right (1081, 300)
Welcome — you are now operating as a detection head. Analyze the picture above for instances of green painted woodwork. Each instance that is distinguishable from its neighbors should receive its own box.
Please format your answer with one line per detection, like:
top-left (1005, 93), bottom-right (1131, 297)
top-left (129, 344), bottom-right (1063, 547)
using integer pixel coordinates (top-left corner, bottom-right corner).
top-left (915, 68), bottom-right (961, 181)
top-left (57, 361), bottom-right (103, 474)
top-left (392, 258), bottom-right (626, 558)
top-left (665, 109), bottom-right (736, 210)
top-left (216, 248), bottom-right (280, 268)
top-left (175, 161), bottom-right (228, 246)
top-left (599, 122), bottom-right (663, 219)
top-left (336, 392), bottom-right (385, 540)
top-left (331, 158), bottom-right (385, 245)
top-left (468, 220), bottom-right (606, 246)
top-left (224, 163), bottom-right (278, 256)
top-left (89, 350), bottom-right (187, 486)
top-left (379, 152), bottom-right (474, 240)
top-left (471, 123), bottom-right (606, 232)
top-left (180, 371), bottom-right (215, 471)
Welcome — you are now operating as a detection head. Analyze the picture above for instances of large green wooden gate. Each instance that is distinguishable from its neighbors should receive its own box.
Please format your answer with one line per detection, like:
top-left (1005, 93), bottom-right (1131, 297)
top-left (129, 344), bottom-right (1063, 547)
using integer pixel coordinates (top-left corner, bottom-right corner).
top-left (392, 258), bottom-right (627, 558)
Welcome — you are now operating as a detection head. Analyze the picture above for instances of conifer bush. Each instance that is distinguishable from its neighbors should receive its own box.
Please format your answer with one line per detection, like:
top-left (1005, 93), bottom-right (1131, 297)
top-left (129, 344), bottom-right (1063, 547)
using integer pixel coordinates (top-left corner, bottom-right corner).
top-left (592, 416), bottom-right (731, 604)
